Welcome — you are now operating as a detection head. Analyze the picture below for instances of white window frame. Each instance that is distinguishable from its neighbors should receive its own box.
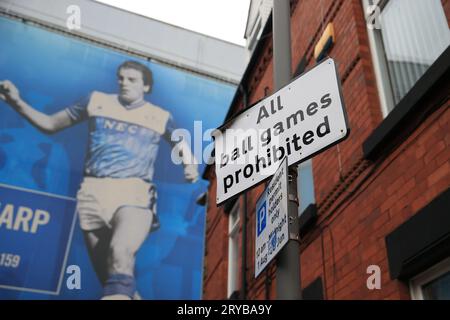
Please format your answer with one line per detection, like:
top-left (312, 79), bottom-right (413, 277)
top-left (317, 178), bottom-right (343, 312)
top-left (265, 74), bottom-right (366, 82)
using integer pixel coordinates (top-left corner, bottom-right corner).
top-left (248, 16), bottom-right (263, 54)
top-left (410, 257), bottom-right (450, 300)
top-left (362, 0), bottom-right (449, 118)
top-left (227, 202), bottom-right (240, 298)
top-left (362, 0), bottom-right (396, 118)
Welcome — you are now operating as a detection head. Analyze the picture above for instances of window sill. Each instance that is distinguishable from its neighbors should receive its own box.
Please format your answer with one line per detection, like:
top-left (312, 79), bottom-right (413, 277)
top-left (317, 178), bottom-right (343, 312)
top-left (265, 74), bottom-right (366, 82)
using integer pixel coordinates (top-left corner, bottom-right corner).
top-left (362, 46), bottom-right (450, 160)
top-left (299, 203), bottom-right (318, 236)
top-left (385, 188), bottom-right (450, 280)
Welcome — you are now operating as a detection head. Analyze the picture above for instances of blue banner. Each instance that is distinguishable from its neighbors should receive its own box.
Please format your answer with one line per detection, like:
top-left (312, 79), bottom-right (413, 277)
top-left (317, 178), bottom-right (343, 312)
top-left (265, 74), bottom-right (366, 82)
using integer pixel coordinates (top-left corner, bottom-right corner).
top-left (0, 16), bottom-right (235, 299)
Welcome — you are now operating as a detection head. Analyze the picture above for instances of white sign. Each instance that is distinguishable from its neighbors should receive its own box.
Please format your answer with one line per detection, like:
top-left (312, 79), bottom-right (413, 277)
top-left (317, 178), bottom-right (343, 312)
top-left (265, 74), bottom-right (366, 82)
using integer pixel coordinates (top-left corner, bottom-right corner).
top-left (214, 58), bottom-right (349, 205)
top-left (255, 157), bottom-right (289, 278)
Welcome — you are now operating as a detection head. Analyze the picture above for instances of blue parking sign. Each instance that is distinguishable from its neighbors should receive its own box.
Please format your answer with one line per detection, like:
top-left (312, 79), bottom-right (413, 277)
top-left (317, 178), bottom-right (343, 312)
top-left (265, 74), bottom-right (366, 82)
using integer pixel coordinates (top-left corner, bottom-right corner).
top-left (257, 201), bottom-right (266, 236)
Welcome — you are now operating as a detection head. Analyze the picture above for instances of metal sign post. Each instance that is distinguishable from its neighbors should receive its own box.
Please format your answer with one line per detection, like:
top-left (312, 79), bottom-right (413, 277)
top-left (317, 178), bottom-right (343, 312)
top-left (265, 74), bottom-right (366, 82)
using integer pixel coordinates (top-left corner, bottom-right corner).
top-left (273, 0), bottom-right (301, 300)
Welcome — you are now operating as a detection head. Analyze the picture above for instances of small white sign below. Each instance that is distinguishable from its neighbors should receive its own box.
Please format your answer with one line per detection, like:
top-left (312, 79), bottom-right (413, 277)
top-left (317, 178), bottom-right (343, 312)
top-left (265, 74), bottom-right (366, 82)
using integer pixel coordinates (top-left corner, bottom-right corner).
top-left (255, 156), bottom-right (289, 278)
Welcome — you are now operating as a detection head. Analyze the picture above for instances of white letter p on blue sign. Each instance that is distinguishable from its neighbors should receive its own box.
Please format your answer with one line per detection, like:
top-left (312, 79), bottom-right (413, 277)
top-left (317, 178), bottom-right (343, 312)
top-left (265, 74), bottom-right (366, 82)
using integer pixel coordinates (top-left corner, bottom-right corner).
top-left (257, 202), bottom-right (266, 236)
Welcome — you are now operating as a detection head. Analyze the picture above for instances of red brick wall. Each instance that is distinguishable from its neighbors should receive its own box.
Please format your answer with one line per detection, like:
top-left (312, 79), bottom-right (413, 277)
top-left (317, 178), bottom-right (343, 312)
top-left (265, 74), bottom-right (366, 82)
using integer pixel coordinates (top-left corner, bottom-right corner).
top-left (311, 0), bottom-right (383, 205)
top-left (307, 97), bottom-right (449, 299)
top-left (203, 0), bottom-right (450, 300)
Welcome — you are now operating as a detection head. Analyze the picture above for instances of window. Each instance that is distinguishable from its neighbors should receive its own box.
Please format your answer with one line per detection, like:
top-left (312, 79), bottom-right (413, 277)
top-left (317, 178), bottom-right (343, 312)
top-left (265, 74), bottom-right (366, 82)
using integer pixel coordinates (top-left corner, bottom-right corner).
top-left (297, 159), bottom-right (315, 215)
top-left (363, 0), bottom-right (450, 116)
top-left (227, 202), bottom-right (240, 298)
top-left (410, 257), bottom-right (450, 300)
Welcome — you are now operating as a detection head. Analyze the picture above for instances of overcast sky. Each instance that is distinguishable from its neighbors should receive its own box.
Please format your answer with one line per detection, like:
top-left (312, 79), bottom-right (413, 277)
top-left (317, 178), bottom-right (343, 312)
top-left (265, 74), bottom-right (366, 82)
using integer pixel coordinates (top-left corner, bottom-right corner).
top-left (95, 0), bottom-right (251, 46)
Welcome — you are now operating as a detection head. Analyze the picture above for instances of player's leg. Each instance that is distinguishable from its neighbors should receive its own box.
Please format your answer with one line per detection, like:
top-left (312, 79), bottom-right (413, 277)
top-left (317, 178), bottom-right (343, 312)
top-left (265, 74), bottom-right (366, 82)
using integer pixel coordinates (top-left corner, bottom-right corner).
top-left (108, 207), bottom-right (152, 275)
top-left (76, 177), bottom-right (114, 288)
top-left (83, 227), bottom-right (112, 286)
top-left (101, 206), bottom-right (152, 299)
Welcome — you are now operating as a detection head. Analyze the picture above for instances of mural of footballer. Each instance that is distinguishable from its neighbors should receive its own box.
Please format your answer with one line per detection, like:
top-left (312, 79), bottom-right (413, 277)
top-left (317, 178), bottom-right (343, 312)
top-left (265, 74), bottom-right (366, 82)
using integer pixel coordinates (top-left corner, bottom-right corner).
top-left (0, 60), bottom-right (199, 300)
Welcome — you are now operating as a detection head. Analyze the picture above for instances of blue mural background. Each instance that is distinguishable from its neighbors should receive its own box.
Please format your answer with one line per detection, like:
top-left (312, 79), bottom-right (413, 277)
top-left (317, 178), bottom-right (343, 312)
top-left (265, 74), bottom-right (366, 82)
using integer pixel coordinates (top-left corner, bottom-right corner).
top-left (0, 16), bottom-right (234, 299)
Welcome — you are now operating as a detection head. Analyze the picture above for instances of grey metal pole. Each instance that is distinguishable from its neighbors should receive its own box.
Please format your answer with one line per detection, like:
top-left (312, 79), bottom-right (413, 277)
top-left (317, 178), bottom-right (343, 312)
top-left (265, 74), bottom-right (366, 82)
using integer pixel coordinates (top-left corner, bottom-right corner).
top-left (273, 0), bottom-right (302, 300)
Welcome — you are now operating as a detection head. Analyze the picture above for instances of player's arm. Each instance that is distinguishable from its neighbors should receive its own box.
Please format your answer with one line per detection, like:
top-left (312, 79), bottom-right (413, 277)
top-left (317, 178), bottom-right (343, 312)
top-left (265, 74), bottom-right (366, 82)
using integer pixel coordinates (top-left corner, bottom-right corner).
top-left (0, 80), bottom-right (73, 134)
top-left (163, 114), bottom-right (199, 183)
top-left (177, 139), bottom-right (199, 183)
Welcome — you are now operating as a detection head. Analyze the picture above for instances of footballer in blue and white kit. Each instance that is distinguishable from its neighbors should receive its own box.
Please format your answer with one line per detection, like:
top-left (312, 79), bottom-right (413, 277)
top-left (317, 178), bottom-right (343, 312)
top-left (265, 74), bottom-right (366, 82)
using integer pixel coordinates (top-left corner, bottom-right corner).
top-left (0, 61), bottom-right (199, 300)
top-left (66, 90), bottom-right (177, 232)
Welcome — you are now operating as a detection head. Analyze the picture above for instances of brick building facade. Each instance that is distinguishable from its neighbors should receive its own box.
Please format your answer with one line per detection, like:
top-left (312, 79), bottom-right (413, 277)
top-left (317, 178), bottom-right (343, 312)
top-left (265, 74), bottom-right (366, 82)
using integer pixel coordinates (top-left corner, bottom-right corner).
top-left (202, 0), bottom-right (450, 300)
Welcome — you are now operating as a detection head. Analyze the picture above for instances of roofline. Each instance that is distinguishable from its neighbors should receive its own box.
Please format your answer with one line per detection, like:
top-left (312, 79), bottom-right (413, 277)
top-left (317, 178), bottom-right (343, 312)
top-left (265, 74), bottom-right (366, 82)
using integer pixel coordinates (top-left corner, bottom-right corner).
top-left (0, 8), bottom-right (240, 86)
top-left (222, 11), bottom-right (273, 123)
top-left (243, 0), bottom-right (254, 38)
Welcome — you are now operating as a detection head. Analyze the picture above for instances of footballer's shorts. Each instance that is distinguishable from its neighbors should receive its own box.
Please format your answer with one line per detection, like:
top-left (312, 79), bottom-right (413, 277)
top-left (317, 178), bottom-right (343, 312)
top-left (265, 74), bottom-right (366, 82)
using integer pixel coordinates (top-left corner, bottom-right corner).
top-left (76, 177), bottom-right (159, 232)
